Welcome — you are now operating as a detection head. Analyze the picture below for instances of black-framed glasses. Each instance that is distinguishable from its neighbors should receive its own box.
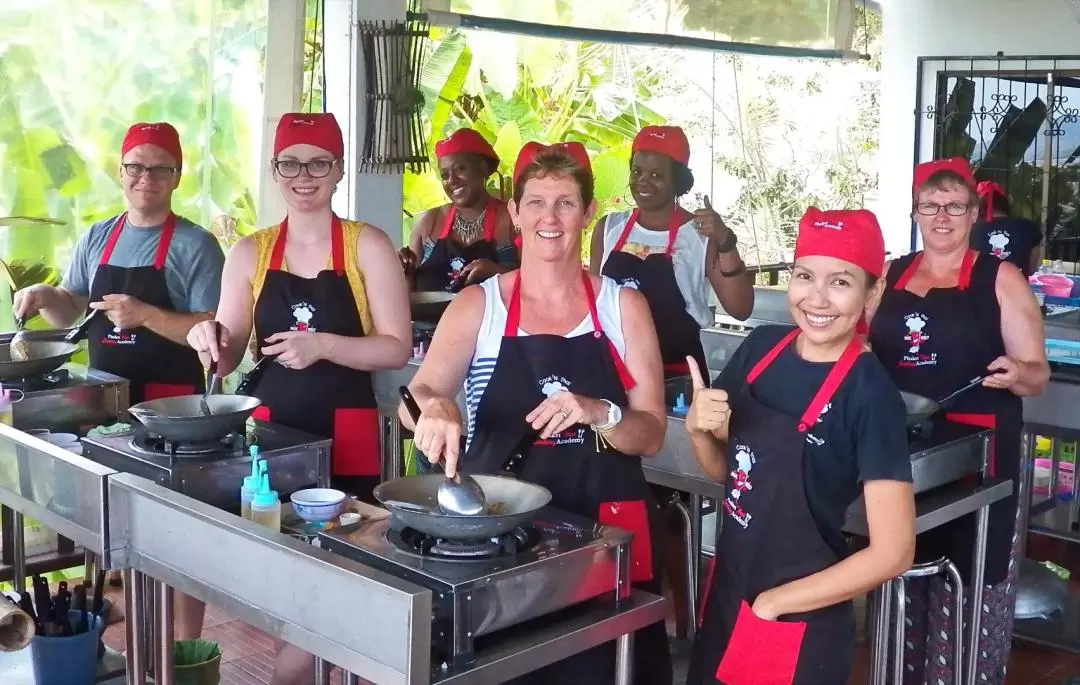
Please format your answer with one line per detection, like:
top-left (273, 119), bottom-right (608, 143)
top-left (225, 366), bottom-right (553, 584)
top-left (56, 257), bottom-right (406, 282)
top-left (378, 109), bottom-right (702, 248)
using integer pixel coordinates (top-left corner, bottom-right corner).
top-left (272, 158), bottom-right (337, 178)
top-left (122, 163), bottom-right (177, 180)
top-left (915, 202), bottom-right (971, 216)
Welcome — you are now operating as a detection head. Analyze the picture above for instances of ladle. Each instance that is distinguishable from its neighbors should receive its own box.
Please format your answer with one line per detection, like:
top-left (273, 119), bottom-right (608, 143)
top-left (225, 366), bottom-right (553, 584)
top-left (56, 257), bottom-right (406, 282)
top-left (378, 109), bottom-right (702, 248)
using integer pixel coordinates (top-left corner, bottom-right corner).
top-left (399, 385), bottom-right (486, 516)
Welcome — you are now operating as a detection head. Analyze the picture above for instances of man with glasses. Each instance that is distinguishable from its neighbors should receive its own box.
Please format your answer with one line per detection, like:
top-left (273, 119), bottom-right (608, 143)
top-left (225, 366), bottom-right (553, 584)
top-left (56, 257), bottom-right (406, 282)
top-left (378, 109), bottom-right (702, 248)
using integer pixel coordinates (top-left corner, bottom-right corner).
top-left (15, 122), bottom-right (224, 405)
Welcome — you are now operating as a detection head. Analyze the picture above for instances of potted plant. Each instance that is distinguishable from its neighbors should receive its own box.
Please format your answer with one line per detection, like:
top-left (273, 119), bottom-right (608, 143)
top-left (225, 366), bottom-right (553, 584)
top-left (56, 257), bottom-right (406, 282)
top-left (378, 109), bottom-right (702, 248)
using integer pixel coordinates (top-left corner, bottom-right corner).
top-left (173, 639), bottom-right (222, 685)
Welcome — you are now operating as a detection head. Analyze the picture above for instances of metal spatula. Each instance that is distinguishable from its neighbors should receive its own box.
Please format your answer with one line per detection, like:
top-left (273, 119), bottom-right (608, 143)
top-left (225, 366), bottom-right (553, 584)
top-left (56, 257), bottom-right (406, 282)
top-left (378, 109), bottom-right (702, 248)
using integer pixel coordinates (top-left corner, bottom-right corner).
top-left (9, 319), bottom-right (30, 361)
top-left (199, 322), bottom-right (223, 416)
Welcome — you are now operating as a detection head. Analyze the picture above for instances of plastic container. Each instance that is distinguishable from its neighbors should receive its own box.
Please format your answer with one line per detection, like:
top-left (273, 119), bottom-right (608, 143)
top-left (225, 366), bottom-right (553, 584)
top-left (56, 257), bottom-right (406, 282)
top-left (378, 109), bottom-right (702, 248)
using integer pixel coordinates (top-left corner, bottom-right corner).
top-left (671, 392), bottom-right (689, 418)
top-left (0, 387), bottom-right (13, 427)
top-left (290, 488), bottom-right (347, 523)
top-left (240, 446), bottom-right (264, 520)
top-left (29, 610), bottom-right (103, 685)
top-left (1033, 436), bottom-right (1077, 497)
top-left (1030, 273), bottom-right (1074, 298)
top-left (249, 473), bottom-right (281, 532)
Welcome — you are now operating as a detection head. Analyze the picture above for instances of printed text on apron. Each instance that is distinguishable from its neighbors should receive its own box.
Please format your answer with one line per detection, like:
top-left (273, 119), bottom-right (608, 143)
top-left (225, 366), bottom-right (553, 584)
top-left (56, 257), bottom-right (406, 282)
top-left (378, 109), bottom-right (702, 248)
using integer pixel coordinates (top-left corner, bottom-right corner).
top-left (414, 200), bottom-right (500, 292)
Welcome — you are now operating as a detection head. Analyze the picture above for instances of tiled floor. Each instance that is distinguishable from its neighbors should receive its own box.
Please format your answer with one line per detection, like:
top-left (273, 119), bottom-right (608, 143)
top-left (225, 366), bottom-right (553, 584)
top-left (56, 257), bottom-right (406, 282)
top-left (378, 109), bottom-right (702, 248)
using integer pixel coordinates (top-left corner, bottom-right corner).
top-left (94, 533), bottom-right (1080, 684)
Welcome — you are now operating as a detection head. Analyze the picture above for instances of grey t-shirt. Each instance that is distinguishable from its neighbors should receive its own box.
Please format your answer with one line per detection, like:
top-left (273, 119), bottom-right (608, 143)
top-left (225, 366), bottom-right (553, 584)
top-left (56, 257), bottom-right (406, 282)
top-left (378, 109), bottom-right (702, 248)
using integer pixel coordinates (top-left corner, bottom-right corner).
top-left (61, 215), bottom-right (225, 313)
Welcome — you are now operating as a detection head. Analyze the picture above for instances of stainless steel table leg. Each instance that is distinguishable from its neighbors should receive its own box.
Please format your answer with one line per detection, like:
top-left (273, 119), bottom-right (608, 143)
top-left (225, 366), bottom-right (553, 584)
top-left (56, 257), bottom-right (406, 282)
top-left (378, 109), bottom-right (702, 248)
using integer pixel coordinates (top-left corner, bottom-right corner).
top-left (151, 582), bottom-right (163, 681)
top-left (614, 632), bottom-right (634, 685)
top-left (12, 512), bottom-right (25, 595)
top-left (672, 497), bottom-right (696, 639)
top-left (1018, 430), bottom-right (1035, 559)
top-left (342, 671), bottom-right (357, 685)
top-left (870, 582), bottom-right (893, 685)
top-left (125, 569), bottom-right (147, 685)
top-left (157, 582), bottom-right (175, 685)
top-left (892, 578), bottom-right (906, 685)
top-left (688, 495), bottom-right (703, 614)
top-left (388, 414), bottom-right (403, 479)
top-left (965, 505), bottom-right (989, 685)
top-left (314, 656), bottom-right (330, 685)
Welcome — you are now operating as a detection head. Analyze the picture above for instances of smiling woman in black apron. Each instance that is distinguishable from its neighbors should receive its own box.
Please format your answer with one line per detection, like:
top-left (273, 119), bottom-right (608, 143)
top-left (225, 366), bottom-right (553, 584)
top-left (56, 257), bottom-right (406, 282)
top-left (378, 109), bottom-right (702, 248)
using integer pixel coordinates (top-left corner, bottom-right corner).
top-left (187, 113), bottom-right (412, 685)
top-left (972, 180), bottom-right (1044, 277)
top-left (589, 125), bottom-right (753, 378)
top-left (400, 141), bottom-right (672, 685)
top-left (400, 128), bottom-right (518, 290)
top-left (686, 208), bottom-right (916, 685)
top-left (867, 158), bottom-right (1049, 684)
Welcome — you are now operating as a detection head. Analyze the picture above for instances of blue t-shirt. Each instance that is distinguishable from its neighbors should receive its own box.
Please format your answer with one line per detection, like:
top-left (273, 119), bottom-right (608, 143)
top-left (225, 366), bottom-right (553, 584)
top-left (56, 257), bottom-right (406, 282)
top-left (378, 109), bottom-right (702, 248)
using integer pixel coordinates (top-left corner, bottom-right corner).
top-left (713, 325), bottom-right (913, 553)
top-left (61, 215), bottom-right (225, 313)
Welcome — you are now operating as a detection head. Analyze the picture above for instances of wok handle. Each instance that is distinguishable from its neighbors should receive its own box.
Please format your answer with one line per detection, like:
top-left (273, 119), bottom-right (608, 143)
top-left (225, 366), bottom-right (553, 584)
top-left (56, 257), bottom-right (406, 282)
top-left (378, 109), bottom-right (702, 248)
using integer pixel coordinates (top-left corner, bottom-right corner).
top-left (64, 310), bottom-right (99, 344)
top-left (399, 385), bottom-right (422, 423)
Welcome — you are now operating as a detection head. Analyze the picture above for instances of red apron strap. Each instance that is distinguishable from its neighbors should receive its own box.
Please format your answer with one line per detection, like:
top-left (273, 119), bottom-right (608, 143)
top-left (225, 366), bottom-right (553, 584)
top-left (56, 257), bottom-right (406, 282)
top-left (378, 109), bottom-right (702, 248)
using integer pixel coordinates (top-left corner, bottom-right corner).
top-left (582, 273), bottom-right (636, 390)
top-left (98, 214), bottom-right (128, 266)
top-left (99, 213), bottom-right (177, 270)
top-left (611, 210), bottom-right (640, 253)
top-left (330, 214), bottom-right (345, 275)
top-left (745, 329), bottom-right (800, 383)
top-left (504, 274), bottom-right (522, 337)
top-left (482, 199), bottom-right (499, 242)
top-left (797, 336), bottom-right (863, 432)
top-left (437, 206), bottom-right (457, 240)
top-left (893, 252), bottom-right (922, 291)
top-left (152, 214), bottom-right (177, 271)
top-left (268, 218), bottom-right (289, 271)
top-left (663, 209), bottom-right (681, 258)
top-left (957, 249), bottom-right (975, 291)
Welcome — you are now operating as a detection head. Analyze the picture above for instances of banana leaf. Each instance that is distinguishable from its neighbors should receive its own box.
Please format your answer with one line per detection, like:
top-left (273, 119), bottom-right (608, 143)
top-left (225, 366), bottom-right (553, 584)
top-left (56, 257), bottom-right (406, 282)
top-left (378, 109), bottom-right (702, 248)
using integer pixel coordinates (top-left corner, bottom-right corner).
top-left (174, 638), bottom-right (221, 666)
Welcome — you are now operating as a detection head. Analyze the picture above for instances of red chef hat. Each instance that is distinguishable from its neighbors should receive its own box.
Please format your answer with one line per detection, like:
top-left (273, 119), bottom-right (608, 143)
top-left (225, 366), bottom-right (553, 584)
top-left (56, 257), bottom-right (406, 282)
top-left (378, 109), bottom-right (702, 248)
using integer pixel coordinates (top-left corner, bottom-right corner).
top-left (976, 180), bottom-right (1006, 220)
top-left (274, 113), bottom-right (344, 158)
top-left (913, 157), bottom-right (976, 193)
top-left (122, 122), bottom-right (183, 168)
top-left (512, 141), bottom-right (592, 185)
top-left (632, 125), bottom-right (690, 166)
top-left (435, 128), bottom-right (499, 169)
top-left (794, 207), bottom-right (886, 278)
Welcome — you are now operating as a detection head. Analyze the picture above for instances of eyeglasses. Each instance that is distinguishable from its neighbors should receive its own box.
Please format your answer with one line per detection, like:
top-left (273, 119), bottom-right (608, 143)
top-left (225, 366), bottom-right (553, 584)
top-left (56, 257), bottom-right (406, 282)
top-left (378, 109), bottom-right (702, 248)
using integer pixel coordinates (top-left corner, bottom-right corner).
top-left (915, 202), bottom-right (971, 216)
top-left (122, 163), bottom-right (178, 180)
top-left (272, 159), bottom-right (337, 178)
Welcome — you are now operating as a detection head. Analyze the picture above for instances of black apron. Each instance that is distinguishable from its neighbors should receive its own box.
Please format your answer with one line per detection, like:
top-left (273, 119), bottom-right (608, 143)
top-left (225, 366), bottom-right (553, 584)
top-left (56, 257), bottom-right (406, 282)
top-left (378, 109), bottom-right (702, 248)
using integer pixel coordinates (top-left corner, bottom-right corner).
top-left (868, 250), bottom-right (1021, 583)
top-left (688, 329), bottom-right (861, 685)
top-left (413, 199), bottom-right (501, 292)
top-left (87, 212), bottom-right (205, 405)
top-left (248, 216), bottom-right (381, 500)
top-left (601, 209), bottom-right (707, 378)
top-left (464, 272), bottom-right (672, 685)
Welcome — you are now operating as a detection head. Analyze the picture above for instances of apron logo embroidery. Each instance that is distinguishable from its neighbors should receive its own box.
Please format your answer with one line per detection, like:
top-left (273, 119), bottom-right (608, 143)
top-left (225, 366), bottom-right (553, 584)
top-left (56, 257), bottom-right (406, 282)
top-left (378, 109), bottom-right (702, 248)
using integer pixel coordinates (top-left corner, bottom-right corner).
top-left (447, 257), bottom-right (466, 287)
top-left (723, 443), bottom-right (757, 529)
top-left (534, 376), bottom-right (587, 447)
top-left (290, 302), bottom-right (316, 332)
top-left (103, 325), bottom-right (137, 346)
top-left (620, 277), bottom-right (641, 290)
top-left (805, 401), bottom-right (832, 446)
top-left (900, 313), bottom-right (937, 368)
top-left (987, 231), bottom-right (1011, 260)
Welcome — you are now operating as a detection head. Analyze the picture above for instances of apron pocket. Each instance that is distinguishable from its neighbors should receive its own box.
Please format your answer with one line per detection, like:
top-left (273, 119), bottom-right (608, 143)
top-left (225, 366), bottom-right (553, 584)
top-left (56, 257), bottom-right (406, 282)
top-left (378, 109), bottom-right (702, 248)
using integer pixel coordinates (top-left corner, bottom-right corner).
top-left (143, 383), bottom-right (195, 402)
top-left (597, 500), bottom-right (653, 583)
top-left (332, 407), bottom-right (381, 477)
top-left (716, 601), bottom-right (805, 685)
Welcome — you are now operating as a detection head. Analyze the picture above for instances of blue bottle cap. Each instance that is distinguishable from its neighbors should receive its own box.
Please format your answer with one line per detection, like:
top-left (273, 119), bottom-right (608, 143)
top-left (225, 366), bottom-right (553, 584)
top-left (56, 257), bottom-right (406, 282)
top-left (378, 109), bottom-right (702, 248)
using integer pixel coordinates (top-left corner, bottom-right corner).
top-left (251, 473), bottom-right (279, 508)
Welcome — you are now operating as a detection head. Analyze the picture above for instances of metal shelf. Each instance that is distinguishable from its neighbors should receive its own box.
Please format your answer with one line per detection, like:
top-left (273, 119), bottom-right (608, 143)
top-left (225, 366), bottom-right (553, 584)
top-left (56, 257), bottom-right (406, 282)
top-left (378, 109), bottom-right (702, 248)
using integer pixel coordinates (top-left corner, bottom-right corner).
top-left (1015, 594), bottom-right (1080, 654)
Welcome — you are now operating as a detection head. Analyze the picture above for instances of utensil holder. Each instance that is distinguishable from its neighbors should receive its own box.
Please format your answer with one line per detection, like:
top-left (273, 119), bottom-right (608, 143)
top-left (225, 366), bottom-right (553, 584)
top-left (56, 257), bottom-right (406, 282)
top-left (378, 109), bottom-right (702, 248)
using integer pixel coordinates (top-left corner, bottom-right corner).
top-left (29, 610), bottom-right (103, 685)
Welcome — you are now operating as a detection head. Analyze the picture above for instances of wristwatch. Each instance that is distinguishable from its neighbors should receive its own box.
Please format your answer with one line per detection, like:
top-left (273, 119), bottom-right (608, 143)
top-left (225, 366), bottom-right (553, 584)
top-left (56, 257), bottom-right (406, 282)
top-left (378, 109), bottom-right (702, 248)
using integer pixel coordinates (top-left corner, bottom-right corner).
top-left (591, 400), bottom-right (623, 433)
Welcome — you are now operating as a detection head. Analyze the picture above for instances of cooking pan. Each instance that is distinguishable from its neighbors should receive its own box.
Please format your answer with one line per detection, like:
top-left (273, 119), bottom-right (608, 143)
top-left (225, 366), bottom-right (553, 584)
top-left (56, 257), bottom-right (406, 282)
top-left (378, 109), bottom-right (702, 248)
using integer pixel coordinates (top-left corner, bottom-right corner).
top-left (127, 394), bottom-right (262, 442)
top-left (902, 374), bottom-right (989, 429)
top-left (374, 474), bottom-right (552, 539)
top-left (410, 290), bottom-right (458, 324)
top-left (0, 342), bottom-right (79, 381)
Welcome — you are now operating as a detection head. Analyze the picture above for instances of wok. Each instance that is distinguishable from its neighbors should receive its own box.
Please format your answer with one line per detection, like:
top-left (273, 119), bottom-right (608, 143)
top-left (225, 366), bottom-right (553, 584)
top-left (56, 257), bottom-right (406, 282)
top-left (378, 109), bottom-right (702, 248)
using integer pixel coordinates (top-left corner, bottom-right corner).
top-left (374, 474), bottom-right (552, 539)
top-left (410, 290), bottom-right (457, 324)
top-left (902, 374), bottom-right (988, 429)
top-left (127, 394), bottom-right (262, 442)
top-left (0, 342), bottom-right (79, 381)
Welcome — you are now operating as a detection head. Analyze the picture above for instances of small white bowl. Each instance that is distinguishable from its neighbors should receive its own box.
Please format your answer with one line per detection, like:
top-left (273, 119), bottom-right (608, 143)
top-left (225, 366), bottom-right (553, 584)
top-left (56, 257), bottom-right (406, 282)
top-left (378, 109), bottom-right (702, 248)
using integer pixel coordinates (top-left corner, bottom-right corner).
top-left (44, 433), bottom-right (79, 447)
top-left (290, 488), bottom-right (347, 523)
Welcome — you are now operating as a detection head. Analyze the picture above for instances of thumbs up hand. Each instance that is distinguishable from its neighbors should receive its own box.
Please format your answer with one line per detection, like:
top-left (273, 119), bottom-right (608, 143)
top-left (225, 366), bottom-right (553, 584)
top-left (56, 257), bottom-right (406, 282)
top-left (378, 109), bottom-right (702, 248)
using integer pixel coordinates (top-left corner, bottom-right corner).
top-left (685, 356), bottom-right (731, 439)
top-left (692, 195), bottom-right (731, 242)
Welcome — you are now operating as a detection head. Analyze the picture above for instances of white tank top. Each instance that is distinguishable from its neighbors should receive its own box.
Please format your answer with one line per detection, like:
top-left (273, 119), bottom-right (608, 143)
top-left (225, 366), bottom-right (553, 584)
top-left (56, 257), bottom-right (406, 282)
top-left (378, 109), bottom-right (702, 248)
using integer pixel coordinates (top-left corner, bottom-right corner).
top-left (465, 274), bottom-right (627, 446)
top-left (598, 209), bottom-right (713, 328)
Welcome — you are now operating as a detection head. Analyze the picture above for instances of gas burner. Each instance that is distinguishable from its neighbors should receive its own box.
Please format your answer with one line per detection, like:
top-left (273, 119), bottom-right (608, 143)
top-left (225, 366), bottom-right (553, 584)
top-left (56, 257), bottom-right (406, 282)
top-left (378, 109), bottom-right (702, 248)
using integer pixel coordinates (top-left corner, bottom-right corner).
top-left (4, 369), bottom-right (72, 392)
top-left (128, 429), bottom-right (247, 458)
top-left (388, 525), bottom-right (539, 560)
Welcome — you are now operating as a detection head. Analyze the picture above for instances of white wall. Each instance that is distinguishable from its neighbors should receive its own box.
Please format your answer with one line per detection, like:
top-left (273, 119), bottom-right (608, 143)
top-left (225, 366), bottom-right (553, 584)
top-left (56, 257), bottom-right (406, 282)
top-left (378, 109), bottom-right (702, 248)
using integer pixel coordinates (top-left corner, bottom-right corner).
top-left (878, 0), bottom-right (1080, 255)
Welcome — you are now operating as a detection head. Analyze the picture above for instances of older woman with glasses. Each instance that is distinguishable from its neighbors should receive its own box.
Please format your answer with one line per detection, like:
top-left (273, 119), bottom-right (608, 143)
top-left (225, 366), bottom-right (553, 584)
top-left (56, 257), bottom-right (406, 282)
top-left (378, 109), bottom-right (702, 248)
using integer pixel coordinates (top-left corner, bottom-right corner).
top-left (867, 157), bottom-right (1048, 683)
top-left (187, 113), bottom-right (412, 683)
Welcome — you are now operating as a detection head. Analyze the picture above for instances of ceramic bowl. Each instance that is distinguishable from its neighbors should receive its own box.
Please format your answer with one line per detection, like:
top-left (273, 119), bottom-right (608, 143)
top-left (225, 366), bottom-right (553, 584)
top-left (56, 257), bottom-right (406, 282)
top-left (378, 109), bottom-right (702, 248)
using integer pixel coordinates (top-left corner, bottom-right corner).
top-left (290, 488), bottom-right (347, 523)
